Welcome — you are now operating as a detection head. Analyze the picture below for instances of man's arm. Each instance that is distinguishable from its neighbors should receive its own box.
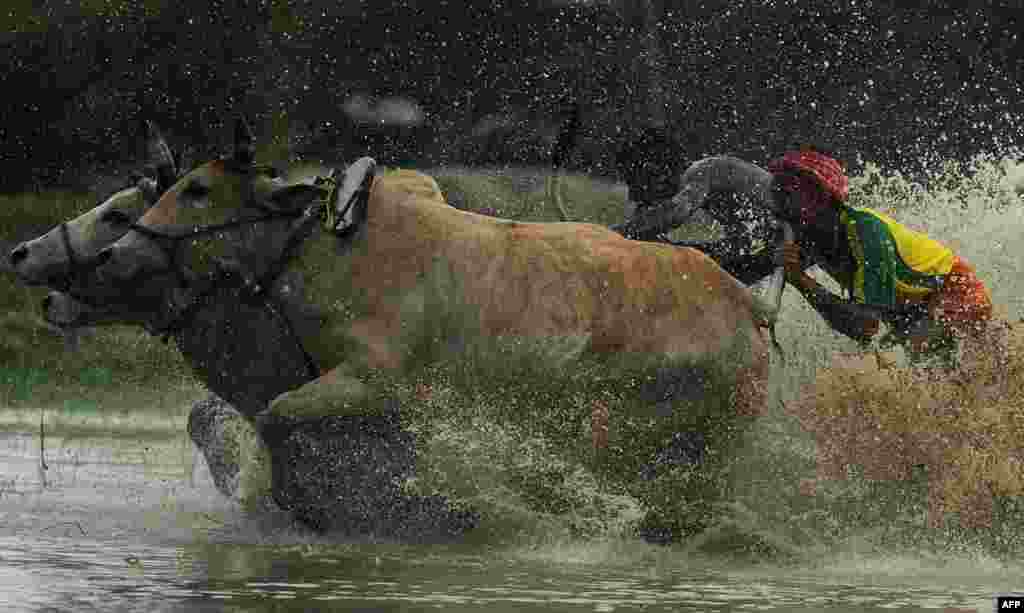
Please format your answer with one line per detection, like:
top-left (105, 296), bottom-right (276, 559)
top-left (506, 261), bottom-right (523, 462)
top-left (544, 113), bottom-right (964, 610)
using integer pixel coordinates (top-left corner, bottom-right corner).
top-left (792, 273), bottom-right (880, 343)
top-left (613, 156), bottom-right (775, 242)
top-left (611, 174), bottom-right (710, 241)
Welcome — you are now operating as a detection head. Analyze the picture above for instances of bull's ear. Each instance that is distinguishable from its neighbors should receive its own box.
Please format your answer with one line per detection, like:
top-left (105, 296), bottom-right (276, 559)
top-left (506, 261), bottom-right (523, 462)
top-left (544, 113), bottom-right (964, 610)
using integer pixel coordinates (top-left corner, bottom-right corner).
top-left (270, 183), bottom-right (324, 211)
top-left (175, 146), bottom-right (191, 177)
top-left (137, 176), bottom-right (160, 205)
top-left (145, 120), bottom-right (178, 189)
top-left (233, 117), bottom-right (256, 165)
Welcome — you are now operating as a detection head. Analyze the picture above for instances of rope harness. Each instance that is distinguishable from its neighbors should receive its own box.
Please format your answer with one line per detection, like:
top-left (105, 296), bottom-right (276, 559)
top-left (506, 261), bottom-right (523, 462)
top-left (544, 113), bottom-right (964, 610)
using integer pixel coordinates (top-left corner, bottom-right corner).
top-left (53, 220), bottom-right (91, 295)
top-left (102, 161), bottom-right (346, 381)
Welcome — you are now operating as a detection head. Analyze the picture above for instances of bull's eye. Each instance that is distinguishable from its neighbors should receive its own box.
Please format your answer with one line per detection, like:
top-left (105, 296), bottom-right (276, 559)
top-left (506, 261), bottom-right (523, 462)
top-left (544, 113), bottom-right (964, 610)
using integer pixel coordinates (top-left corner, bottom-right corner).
top-left (183, 182), bottom-right (209, 198)
top-left (182, 181), bottom-right (211, 208)
top-left (100, 209), bottom-right (132, 226)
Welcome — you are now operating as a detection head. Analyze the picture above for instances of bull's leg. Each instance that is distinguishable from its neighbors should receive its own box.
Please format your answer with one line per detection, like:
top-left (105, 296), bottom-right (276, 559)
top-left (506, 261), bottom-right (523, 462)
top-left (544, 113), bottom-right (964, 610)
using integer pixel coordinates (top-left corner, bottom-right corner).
top-left (262, 364), bottom-right (376, 427)
top-left (235, 426), bottom-right (275, 512)
top-left (188, 394), bottom-right (274, 510)
top-left (261, 313), bottom-right (409, 428)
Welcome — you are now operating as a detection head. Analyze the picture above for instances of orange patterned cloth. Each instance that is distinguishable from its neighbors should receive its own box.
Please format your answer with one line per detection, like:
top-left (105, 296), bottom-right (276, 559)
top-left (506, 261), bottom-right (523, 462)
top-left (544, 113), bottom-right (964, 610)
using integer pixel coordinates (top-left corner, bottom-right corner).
top-left (930, 256), bottom-right (993, 336)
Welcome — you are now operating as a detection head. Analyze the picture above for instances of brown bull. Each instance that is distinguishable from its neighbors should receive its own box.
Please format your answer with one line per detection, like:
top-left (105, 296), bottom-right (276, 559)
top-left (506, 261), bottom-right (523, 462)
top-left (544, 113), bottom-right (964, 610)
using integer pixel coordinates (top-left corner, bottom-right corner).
top-left (88, 121), bottom-right (778, 499)
top-left (296, 170), bottom-right (775, 418)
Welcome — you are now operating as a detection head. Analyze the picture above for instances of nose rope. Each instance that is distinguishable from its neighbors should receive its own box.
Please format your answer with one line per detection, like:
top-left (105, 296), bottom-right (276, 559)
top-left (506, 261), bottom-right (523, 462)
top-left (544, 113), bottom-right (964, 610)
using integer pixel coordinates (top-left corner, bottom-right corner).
top-left (54, 221), bottom-right (104, 295)
top-left (57, 222), bottom-right (78, 294)
top-left (142, 199), bottom-right (325, 381)
top-left (108, 198), bottom-right (306, 289)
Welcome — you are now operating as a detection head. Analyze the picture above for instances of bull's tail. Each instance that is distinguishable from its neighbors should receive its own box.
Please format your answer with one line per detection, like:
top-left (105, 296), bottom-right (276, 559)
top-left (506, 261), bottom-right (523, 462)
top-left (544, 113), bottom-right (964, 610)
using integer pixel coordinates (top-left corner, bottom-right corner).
top-left (767, 322), bottom-right (785, 364)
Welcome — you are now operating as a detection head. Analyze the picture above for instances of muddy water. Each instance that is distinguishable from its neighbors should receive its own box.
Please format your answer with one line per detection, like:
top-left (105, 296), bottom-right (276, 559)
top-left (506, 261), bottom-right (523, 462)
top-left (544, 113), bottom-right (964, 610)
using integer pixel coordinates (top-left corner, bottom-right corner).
top-left (0, 427), bottom-right (1014, 612)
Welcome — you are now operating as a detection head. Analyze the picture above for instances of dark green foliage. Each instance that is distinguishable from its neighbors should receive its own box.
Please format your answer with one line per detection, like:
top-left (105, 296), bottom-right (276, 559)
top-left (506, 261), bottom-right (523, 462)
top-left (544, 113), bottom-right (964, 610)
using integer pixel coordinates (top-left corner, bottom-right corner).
top-left (3, 2), bottom-right (1018, 192)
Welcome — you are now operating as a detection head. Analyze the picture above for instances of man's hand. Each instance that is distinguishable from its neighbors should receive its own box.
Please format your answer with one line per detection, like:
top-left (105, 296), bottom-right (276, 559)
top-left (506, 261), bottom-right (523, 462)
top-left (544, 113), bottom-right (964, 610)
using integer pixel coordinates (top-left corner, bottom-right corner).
top-left (776, 241), bottom-right (882, 342)
top-left (776, 240), bottom-right (807, 286)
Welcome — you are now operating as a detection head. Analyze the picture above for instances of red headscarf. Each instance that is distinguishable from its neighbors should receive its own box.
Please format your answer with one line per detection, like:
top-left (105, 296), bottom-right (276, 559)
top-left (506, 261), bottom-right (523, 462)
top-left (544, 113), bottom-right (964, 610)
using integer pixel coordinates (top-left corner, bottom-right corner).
top-left (767, 149), bottom-right (849, 202)
top-left (767, 149), bottom-right (849, 225)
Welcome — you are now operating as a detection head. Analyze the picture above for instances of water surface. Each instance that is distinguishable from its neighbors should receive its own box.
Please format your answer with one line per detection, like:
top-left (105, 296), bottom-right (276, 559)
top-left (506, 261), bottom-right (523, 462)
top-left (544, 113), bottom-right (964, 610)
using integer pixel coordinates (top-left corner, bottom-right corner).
top-left (0, 428), bottom-right (1014, 612)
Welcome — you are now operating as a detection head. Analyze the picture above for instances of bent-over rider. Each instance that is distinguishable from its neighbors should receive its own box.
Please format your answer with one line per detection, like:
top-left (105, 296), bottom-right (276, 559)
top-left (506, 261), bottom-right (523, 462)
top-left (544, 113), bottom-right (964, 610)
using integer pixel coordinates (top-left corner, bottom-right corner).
top-left (614, 141), bottom-right (994, 360)
top-left (768, 146), bottom-right (993, 360)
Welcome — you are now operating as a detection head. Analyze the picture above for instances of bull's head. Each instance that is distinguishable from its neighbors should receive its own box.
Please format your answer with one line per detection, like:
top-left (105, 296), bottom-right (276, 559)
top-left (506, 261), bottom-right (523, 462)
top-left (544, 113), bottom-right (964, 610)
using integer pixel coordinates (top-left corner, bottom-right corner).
top-left (89, 117), bottom-right (326, 328)
top-left (8, 121), bottom-right (180, 296)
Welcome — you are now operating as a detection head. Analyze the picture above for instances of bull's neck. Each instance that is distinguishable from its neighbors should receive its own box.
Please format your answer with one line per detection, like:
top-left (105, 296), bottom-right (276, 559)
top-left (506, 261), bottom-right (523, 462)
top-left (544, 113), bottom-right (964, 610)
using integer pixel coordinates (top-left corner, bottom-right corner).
top-left (269, 222), bottom-right (364, 373)
top-left (165, 214), bottom-right (330, 418)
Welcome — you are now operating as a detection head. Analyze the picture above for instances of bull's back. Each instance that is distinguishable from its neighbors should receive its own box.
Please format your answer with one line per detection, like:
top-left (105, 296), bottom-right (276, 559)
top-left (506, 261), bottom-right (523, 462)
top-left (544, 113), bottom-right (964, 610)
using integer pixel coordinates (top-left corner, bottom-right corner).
top-left (572, 238), bottom-right (766, 362)
top-left (459, 220), bottom-right (765, 365)
top-left (349, 186), bottom-right (766, 368)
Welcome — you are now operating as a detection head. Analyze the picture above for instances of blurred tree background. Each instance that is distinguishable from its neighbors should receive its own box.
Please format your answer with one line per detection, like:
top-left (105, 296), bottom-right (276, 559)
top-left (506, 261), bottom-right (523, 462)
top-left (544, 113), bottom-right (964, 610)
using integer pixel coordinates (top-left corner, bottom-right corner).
top-left (1, 0), bottom-right (1021, 194)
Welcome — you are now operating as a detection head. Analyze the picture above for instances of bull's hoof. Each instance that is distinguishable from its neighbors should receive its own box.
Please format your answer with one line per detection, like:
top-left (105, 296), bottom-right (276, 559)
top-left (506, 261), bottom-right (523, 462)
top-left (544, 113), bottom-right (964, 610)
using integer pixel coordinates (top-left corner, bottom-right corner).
top-left (268, 412), bottom-right (477, 540)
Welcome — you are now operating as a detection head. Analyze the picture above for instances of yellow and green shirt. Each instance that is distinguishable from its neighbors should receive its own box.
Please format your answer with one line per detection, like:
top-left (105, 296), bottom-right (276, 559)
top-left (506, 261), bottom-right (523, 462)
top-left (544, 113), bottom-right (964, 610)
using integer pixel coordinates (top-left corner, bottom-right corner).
top-left (839, 207), bottom-right (954, 307)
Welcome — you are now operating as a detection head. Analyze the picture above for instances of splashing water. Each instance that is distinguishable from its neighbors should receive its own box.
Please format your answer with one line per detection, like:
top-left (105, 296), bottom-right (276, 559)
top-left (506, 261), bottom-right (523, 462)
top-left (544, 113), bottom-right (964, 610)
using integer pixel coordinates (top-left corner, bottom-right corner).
top-left (3, 156), bottom-right (1024, 611)
top-left (314, 155), bottom-right (1024, 576)
top-left (733, 154), bottom-right (1024, 558)
top-left (396, 154), bottom-right (1024, 560)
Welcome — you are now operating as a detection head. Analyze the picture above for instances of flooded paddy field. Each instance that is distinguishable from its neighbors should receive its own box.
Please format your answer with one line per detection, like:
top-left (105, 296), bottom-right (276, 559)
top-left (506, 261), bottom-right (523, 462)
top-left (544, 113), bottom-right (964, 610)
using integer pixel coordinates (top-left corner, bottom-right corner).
top-left (0, 412), bottom-right (1019, 612)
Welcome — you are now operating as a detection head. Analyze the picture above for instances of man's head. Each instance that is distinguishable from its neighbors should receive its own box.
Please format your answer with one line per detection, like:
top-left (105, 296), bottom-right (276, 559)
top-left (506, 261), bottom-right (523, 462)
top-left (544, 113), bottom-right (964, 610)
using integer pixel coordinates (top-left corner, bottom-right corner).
top-left (768, 144), bottom-right (849, 234)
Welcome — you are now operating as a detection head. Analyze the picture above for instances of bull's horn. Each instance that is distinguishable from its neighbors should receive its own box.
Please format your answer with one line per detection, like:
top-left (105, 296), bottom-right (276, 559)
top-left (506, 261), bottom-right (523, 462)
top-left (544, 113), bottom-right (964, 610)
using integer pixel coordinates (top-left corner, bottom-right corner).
top-left (145, 120), bottom-right (178, 189)
top-left (233, 117), bottom-right (256, 165)
top-left (175, 147), bottom-right (191, 177)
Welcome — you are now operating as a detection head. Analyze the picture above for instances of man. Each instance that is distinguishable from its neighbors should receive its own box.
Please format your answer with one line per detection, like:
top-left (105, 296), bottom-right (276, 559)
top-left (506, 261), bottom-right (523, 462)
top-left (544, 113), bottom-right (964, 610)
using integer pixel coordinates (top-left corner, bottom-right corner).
top-left (613, 131), bottom-right (782, 285)
top-left (614, 140), bottom-right (993, 359)
top-left (770, 146), bottom-right (992, 359)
